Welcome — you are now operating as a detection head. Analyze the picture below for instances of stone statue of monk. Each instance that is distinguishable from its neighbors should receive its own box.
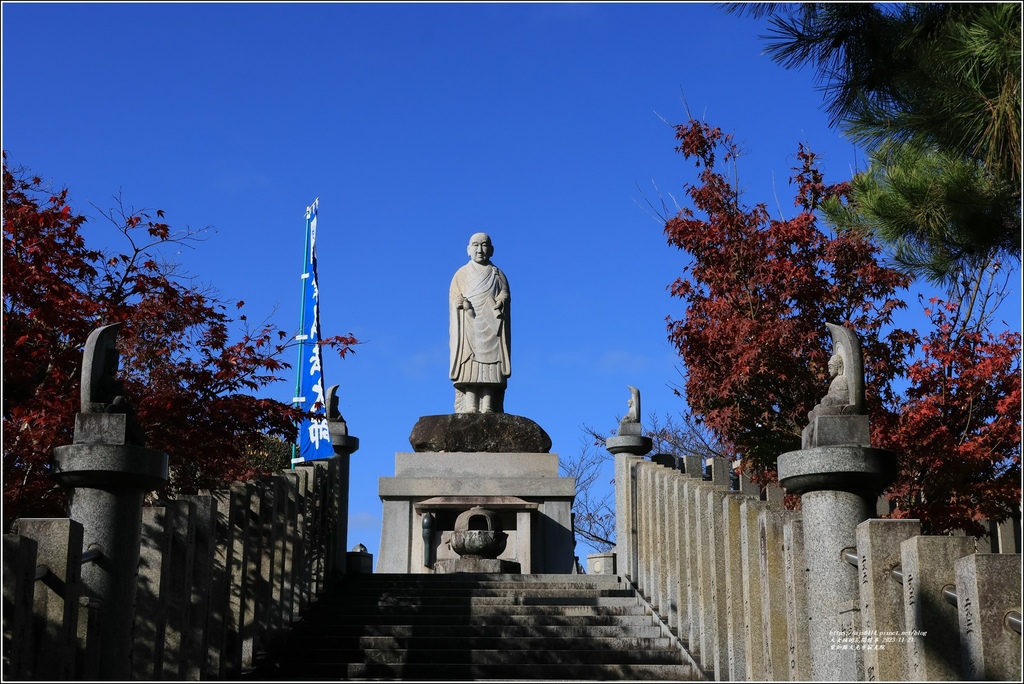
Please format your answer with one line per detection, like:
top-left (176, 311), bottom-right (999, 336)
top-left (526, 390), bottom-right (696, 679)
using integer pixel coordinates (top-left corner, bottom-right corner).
top-left (449, 233), bottom-right (511, 414)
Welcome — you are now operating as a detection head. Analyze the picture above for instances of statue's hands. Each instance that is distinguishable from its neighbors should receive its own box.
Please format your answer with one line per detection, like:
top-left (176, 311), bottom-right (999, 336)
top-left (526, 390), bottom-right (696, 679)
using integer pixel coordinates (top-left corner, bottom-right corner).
top-left (461, 297), bottom-right (475, 317)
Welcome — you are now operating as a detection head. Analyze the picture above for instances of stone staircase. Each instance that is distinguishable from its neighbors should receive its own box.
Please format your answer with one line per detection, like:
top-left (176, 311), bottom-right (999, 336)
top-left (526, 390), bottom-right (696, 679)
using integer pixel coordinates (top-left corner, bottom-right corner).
top-left (253, 573), bottom-right (704, 680)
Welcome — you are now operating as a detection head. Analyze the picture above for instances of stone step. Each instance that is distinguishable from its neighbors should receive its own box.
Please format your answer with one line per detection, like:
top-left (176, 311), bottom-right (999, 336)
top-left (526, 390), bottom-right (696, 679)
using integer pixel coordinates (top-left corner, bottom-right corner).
top-left (301, 616), bottom-right (662, 633)
top-left (310, 602), bottom-right (651, 618)
top-left (331, 585), bottom-right (634, 593)
top-left (252, 574), bottom-right (700, 681)
top-left (301, 646), bottom-right (683, 666)
top-left (337, 661), bottom-right (701, 680)
top-left (335, 593), bottom-right (641, 607)
top-left (344, 573), bottom-right (626, 586)
top-left (294, 635), bottom-right (676, 652)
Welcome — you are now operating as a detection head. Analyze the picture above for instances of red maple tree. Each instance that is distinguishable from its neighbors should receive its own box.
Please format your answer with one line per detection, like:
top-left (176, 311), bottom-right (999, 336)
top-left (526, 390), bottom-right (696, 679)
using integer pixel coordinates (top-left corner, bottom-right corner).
top-left (664, 119), bottom-right (912, 478)
top-left (3, 154), bottom-right (356, 526)
top-left (875, 299), bottom-right (1021, 535)
top-left (664, 119), bottom-right (1021, 534)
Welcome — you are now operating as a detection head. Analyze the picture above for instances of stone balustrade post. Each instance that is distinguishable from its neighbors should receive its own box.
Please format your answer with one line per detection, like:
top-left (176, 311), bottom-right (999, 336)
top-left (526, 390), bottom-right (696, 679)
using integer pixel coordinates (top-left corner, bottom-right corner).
top-left (607, 417), bottom-right (652, 585)
top-left (739, 498), bottom-right (769, 679)
top-left (328, 413), bottom-right (359, 576)
top-left (723, 488), bottom-right (757, 681)
top-left (15, 518), bottom-right (84, 680)
top-left (901, 535), bottom-right (976, 680)
top-left (855, 518), bottom-right (921, 680)
top-left (955, 553), bottom-right (1022, 680)
top-left (783, 515), bottom-right (811, 680)
top-left (3, 534), bottom-right (38, 679)
top-left (182, 494), bottom-right (217, 680)
top-left (759, 508), bottom-right (796, 679)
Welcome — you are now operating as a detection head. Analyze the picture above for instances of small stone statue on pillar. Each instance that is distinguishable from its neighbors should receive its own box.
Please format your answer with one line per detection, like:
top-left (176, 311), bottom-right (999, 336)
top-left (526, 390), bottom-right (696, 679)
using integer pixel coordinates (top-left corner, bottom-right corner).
top-left (325, 384), bottom-right (360, 457)
top-left (606, 386), bottom-right (653, 456)
top-left (777, 323), bottom-right (897, 680)
top-left (51, 323), bottom-right (168, 681)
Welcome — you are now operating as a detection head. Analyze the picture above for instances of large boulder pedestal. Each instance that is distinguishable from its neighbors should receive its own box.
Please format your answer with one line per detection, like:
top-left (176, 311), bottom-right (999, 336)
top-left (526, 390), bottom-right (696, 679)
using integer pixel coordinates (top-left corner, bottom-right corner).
top-left (377, 414), bottom-right (576, 574)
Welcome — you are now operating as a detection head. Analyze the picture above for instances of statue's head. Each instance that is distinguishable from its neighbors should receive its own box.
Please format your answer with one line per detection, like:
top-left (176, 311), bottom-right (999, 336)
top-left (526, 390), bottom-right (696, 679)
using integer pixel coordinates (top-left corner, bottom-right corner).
top-left (828, 352), bottom-right (844, 378)
top-left (467, 233), bottom-right (493, 265)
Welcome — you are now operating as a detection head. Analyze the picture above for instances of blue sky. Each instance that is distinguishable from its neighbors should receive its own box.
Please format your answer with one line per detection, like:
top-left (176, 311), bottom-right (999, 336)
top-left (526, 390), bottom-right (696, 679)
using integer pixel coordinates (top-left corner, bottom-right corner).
top-left (4, 2), bottom-right (1019, 561)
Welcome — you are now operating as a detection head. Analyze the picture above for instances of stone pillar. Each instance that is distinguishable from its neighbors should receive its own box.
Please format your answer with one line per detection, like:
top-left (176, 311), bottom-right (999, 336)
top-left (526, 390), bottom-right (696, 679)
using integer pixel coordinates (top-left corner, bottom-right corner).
top-left (3, 534), bottom-right (38, 680)
top-left (329, 430), bottom-right (358, 576)
top-left (901, 535), bottom-right (976, 680)
top-left (778, 440), bottom-right (896, 680)
top-left (15, 518), bottom-right (84, 681)
top-left (783, 515), bottom-right (811, 680)
top-left (759, 508), bottom-right (796, 680)
top-left (855, 518), bottom-right (921, 681)
top-left (955, 553), bottom-right (1022, 680)
top-left (182, 494), bottom-right (217, 681)
top-left (739, 498), bottom-right (769, 680)
top-left (708, 485), bottom-right (741, 679)
top-left (607, 425), bottom-right (652, 585)
top-left (51, 412), bottom-right (168, 681)
top-left (723, 492), bottom-right (757, 681)
top-left (680, 476), bottom-right (704, 660)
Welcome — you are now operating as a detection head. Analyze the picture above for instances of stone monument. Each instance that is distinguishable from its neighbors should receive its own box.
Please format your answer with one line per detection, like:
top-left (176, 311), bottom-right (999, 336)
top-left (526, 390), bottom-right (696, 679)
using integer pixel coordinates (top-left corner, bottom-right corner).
top-left (378, 233), bottom-right (577, 574)
top-left (777, 323), bottom-right (897, 680)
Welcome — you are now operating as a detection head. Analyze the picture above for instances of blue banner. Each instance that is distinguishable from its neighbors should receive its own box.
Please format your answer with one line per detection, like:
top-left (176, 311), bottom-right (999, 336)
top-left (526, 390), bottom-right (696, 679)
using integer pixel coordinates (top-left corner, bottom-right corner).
top-left (292, 199), bottom-right (334, 463)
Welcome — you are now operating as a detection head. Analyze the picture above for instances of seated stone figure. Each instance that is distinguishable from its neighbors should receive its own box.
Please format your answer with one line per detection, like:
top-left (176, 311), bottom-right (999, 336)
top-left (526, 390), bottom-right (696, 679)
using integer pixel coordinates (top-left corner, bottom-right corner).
top-left (807, 323), bottom-right (866, 423)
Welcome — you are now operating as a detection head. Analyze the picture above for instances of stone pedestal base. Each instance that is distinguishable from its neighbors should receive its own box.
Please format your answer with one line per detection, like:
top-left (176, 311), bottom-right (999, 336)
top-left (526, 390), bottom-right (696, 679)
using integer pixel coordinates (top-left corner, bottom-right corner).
top-left (378, 452), bottom-right (576, 574)
top-left (434, 558), bottom-right (522, 574)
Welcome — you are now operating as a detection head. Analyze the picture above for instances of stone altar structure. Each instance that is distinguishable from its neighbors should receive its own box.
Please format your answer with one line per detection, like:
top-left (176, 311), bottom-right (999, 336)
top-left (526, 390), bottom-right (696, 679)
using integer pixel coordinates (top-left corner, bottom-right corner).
top-left (378, 233), bottom-right (577, 574)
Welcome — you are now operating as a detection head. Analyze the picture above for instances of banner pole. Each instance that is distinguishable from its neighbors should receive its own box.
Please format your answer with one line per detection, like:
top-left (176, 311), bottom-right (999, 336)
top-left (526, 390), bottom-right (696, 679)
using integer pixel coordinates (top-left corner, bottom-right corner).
top-left (290, 204), bottom-right (314, 468)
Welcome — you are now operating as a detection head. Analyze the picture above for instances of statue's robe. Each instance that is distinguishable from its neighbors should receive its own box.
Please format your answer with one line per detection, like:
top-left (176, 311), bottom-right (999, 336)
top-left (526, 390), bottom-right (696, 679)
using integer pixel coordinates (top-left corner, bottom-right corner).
top-left (449, 261), bottom-right (511, 387)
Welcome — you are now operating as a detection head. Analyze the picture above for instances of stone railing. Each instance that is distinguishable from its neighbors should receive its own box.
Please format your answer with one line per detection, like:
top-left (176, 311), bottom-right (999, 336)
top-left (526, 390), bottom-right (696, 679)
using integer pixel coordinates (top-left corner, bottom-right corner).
top-left (3, 325), bottom-right (363, 680)
top-left (607, 449), bottom-right (1022, 681)
top-left (3, 455), bottom-right (366, 681)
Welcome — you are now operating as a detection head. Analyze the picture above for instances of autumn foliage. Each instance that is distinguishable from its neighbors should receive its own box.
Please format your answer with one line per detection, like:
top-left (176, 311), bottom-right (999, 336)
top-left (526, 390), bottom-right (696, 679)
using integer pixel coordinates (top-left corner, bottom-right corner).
top-left (664, 120), bottom-right (1020, 534)
top-left (875, 300), bottom-right (1022, 535)
top-left (2, 154), bottom-right (356, 527)
top-left (665, 120), bottom-right (912, 475)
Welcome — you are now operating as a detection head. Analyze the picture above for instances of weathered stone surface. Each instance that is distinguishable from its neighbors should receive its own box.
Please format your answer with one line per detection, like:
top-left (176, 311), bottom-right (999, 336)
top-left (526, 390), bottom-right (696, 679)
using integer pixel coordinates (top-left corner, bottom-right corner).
top-left (856, 518), bottom-right (921, 681)
top-left (955, 553), bottom-right (1022, 680)
top-left (777, 445), bottom-right (897, 496)
top-left (902, 535), bottom-right (975, 680)
top-left (433, 557), bottom-right (521, 573)
top-left (409, 413), bottom-right (551, 453)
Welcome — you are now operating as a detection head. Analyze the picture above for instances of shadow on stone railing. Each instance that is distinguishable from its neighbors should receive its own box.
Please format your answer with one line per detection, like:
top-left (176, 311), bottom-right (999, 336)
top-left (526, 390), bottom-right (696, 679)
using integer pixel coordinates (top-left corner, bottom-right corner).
top-left (2, 324), bottom-right (364, 680)
top-left (607, 390), bottom-right (1022, 681)
top-left (3, 459), bottom-right (360, 681)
